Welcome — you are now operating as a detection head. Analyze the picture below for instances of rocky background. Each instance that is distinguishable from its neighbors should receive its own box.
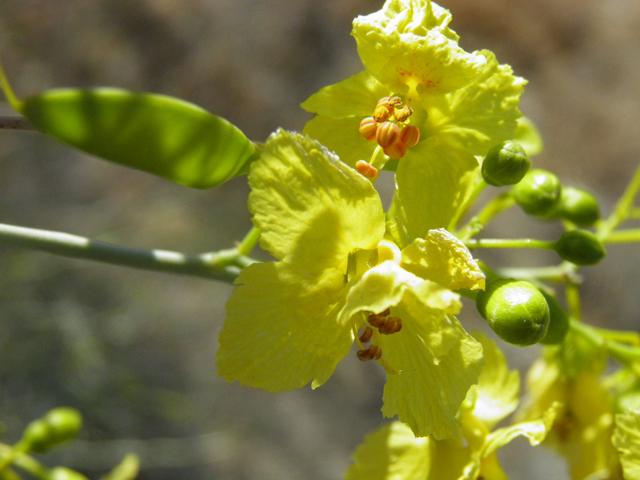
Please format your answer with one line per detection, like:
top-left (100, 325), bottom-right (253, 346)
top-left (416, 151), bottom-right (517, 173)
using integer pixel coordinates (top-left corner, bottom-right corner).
top-left (1, 1), bottom-right (639, 479)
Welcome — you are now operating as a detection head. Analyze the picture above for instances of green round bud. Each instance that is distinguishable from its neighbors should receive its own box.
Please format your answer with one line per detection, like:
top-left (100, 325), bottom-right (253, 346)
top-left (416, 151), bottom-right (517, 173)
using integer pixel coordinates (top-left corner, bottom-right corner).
top-left (554, 229), bottom-right (606, 266)
top-left (46, 467), bottom-right (89, 480)
top-left (43, 407), bottom-right (82, 445)
top-left (22, 419), bottom-right (53, 453)
top-left (539, 291), bottom-right (570, 345)
top-left (556, 186), bottom-right (601, 227)
top-left (476, 278), bottom-right (550, 347)
top-left (481, 141), bottom-right (531, 187)
top-left (511, 169), bottom-right (562, 216)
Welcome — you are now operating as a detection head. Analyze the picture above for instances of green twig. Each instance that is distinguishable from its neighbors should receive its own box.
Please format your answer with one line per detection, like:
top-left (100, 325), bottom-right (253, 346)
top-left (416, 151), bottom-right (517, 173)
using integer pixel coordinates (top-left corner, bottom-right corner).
top-left (495, 264), bottom-right (581, 284)
top-left (464, 237), bottom-right (555, 250)
top-left (0, 223), bottom-right (257, 283)
top-left (448, 178), bottom-right (488, 232)
top-left (457, 192), bottom-right (515, 241)
top-left (601, 229), bottom-right (640, 244)
top-left (598, 162), bottom-right (640, 239)
top-left (236, 226), bottom-right (261, 256)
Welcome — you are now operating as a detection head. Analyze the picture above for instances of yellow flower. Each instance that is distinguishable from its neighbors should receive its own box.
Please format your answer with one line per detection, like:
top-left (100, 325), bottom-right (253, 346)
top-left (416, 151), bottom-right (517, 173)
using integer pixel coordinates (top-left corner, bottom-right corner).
top-left (216, 129), bottom-right (485, 439)
top-left (344, 334), bottom-right (557, 480)
top-left (302, 0), bottom-right (528, 244)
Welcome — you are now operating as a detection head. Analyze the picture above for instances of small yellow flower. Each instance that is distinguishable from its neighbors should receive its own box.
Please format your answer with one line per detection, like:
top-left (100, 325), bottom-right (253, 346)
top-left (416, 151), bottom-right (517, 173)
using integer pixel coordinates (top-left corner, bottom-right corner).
top-left (217, 129), bottom-right (486, 439)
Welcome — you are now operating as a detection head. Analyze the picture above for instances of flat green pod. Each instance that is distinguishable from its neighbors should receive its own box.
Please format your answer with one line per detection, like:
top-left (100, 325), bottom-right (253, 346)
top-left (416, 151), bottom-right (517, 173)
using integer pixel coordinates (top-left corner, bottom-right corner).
top-left (13, 87), bottom-right (255, 189)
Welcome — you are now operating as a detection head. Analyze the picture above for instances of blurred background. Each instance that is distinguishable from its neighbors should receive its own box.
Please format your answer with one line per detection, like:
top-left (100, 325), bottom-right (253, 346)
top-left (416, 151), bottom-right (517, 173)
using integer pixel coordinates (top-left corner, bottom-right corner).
top-left (1, 1), bottom-right (639, 479)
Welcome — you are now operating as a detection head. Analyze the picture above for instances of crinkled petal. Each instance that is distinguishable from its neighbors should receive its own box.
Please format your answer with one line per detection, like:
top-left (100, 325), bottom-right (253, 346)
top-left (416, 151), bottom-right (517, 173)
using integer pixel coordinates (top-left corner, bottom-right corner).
top-left (217, 262), bottom-right (353, 391)
top-left (401, 228), bottom-right (485, 290)
top-left (380, 318), bottom-right (483, 439)
top-left (249, 129), bottom-right (385, 272)
top-left (301, 70), bottom-right (391, 119)
top-left (465, 332), bottom-right (520, 431)
top-left (337, 261), bottom-right (482, 439)
top-left (614, 410), bottom-right (640, 480)
top-left (422, 50), bottom-right (526, 157)
top-left (344, 421), bottom-right (472, 480)
top-left (483, 403), bottom-right (559, 457)
top-left (303, 116), bottom-right (377, 170)
top-left (394, 141), bottom-right (479, 245)
top-left (352, 0), bottom-right (487, 98)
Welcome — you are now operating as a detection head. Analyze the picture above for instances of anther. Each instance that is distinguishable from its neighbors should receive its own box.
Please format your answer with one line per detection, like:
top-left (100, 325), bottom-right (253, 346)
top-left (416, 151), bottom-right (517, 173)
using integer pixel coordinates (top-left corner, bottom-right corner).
top-left (359, 117), bottom-right (378, 141)
top-left (357, 345), bottom-right (382, 361)
top-left (394, 105), bottom-right (414, 122)
top-left (398, 125), bottom-right (420, 148)
top-left (384, 140), bottom-right (407, 160)
top-left (355, 160), bottom-right (379, 179)
top-left (379, 317), bottom-right (403, 335)
top-left (376, 121), bottom-right (399, 148)
top-left (373, 104), bottom-right (393, 123)
top-left (368, 313), bottom-right (387, 328)
top-left (359, 327), bottom-right (373, 343)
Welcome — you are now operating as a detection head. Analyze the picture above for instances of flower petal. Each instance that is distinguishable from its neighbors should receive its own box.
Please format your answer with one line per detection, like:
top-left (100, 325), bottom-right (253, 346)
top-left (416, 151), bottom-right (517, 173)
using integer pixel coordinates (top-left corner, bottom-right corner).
top-left (352, 0), bottom-right (487, 98)
top-left (344, 421), bottom-right (472, 480)
top-left (465, 332), bottom-right (520, 431)
top-left (401, 228), bottom-right (485, 290)
top-left (614, 410), bottom-right (640, 480)
top-left (423, 50), bottom-right (526, 157)
top-left (337, 261), bottom-right (481, 439)
top-left (217, 262), bottom-right (353, 391)
top-left (302, 116), bottom-right (377, 170)
top-left (301, 70), bottom-right (391, 119)
top-left (393, 141), bottom-right (479, 245)
top-left (249, 129), bottom-right (385, 272)
top-left (380, 318), bottom-right (483, 439)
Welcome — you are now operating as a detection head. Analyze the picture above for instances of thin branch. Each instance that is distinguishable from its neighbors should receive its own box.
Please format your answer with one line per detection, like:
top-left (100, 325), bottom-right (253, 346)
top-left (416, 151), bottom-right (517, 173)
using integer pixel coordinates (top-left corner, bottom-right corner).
top-left (0, 115), bottom-right (36, 131)
top-left (0, 223), bottom-right (251, 283)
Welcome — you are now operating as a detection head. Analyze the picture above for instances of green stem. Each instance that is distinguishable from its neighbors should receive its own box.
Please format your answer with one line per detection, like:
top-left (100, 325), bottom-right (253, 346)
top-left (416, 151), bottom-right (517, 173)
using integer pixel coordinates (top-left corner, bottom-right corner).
top-left (601, 229), bottom-right (640, 244)
top-left (457, 193), bottom-right (515, 241)
top-left (495, 264), bottom-right (581, 284)
top-left (464, 238), bottom-right (555, 250)
top-left (598, 162), bottom-right (640, 239)
top-left (448, 178), bottom-right (488, 232)
top-left (0, 223), bottom-right (257, 283)
top-left (0, 61), bottom-right (23, 111)
top-left (236, 226), bottom-right (261, 256)
top-left (0, 116), bottom-right (35, 131)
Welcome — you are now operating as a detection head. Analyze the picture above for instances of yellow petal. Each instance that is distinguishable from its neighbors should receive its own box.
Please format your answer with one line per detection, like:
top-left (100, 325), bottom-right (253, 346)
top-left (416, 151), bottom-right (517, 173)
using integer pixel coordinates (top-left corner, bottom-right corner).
top-left (393, 141), bottom-right (479, 245)
top-left (217, 262), bottom-right (353, 391)
top-left (301, 70), bottom-right (391, 119)
top-left (401, 228), bottom-right (485, 291)
top-left (466, 332), bottom-right (520, 431)
top-left (614, 410), bottom-right (640, 480)
top-left (352, 0), bottom-right (488, 98)
top-left (249, 129), bottom-right (385, 272)
top-left (344, 421), bottom-right (472, 480)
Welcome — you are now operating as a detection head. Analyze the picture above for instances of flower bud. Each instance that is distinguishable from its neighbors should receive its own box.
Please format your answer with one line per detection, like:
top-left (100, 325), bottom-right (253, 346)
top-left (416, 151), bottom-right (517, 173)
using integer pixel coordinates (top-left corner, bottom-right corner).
top-left (476, 278), bottom-right (550, 347)
top-left (556, 186), bottom-right (601, 227)
top-left (554, 229), bottom-right (606, 266)
top-left (359, 117), bottom-right (378, 141)
top-left (539, 291), bottom-right (570, 345)
top-left (511, 169), bottom-right (561, 217)
top-left (376, 121), bottom-right (400, 148)
top-left (481, 141), bottom-right (530, 187)
top-left (398, 125), bottom-right (420, 148)
top-left (21, 407), bottom-right (83, 453)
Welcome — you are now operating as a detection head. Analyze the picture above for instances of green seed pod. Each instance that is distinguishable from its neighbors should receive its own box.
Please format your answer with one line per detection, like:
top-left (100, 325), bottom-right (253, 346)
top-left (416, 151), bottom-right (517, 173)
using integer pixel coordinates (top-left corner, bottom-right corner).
top-left (15, 88), bottom-right (255, 189)
top-left (556, 186), bottom-right (601, 227)
top-left (539, 291), bottom-right (570, 345)
top-left (481, 141), bottom-right (530, 186)
top-left (476, 278), bottom-right (550, 347)
top-left (43, 407), bottom-right (83, 445)
top-left (554, 229), bottom-right (607, 266)
top-left (511, 169), bottom-right (562, 217)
